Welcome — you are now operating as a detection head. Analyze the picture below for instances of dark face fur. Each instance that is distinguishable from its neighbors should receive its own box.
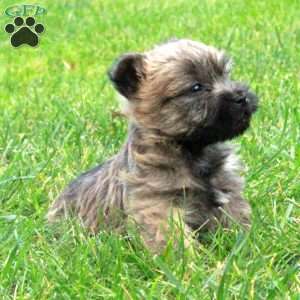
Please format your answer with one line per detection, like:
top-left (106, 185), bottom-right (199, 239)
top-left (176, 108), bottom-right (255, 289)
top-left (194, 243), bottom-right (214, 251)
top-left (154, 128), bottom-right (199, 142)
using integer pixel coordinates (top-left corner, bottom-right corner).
top-left (109, 39), bottom-right (258, 150)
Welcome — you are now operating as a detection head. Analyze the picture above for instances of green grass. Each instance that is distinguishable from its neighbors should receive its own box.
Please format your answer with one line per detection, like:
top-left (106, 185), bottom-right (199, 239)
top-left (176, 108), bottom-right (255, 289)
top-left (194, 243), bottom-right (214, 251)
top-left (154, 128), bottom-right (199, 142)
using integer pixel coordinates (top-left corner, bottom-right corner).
top-left (0, 0), bottom-right (299, 299)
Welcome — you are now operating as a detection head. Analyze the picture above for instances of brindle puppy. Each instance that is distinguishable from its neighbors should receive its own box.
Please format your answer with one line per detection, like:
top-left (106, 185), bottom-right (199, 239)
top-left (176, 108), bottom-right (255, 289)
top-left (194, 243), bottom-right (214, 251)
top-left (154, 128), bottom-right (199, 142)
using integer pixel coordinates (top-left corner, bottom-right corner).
top-left (47, 39), bottom-right (258, 252)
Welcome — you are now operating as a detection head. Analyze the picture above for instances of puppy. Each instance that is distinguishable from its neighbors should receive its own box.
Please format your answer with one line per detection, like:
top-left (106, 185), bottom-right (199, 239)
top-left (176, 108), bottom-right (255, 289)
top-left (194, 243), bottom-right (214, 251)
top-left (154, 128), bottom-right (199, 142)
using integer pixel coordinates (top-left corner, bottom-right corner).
top-left (47, 39), bottom-right (258, 252)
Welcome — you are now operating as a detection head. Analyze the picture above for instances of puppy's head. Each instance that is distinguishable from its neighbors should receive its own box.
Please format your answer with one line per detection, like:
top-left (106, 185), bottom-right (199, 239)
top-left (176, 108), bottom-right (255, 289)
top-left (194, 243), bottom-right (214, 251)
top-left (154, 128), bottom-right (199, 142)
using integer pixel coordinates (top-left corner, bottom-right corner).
top-left (109, 39), bottom-right (258, 146)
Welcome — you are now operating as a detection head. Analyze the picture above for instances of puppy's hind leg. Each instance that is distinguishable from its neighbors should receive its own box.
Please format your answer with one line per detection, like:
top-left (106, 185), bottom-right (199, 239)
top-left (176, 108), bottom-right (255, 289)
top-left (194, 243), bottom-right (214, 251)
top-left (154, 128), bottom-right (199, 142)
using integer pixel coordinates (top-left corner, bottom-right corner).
top-left (47, 164), bottom-right (103, 230)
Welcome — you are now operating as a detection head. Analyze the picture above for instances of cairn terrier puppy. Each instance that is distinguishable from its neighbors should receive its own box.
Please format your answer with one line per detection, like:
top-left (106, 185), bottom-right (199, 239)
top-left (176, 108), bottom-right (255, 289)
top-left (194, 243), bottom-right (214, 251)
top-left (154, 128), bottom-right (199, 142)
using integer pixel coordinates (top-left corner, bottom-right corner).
top-left (48, 39), bottom-right (258, 252)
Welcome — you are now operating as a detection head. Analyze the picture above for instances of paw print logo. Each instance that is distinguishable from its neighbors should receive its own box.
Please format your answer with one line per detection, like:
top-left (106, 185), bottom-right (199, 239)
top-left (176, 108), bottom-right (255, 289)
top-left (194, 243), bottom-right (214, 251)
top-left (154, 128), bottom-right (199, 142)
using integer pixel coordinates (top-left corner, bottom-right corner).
top-left (5, 16), bottom-right (44, 47)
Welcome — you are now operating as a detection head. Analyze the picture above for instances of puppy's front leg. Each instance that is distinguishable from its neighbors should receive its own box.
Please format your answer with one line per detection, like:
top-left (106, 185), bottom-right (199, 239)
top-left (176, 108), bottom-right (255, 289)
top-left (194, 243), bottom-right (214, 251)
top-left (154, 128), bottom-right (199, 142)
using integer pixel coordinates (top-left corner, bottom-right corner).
top-left (220, 196), bottom-right (251, 229)
top-left (126, 199), bottom-right (192, 253)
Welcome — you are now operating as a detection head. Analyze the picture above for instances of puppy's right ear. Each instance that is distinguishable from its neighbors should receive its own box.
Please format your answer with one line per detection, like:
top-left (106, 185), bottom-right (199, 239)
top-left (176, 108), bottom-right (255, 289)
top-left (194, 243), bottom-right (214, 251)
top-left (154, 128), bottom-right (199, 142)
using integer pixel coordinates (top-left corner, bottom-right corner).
top-left (108, 53), bottom-right (145, 99)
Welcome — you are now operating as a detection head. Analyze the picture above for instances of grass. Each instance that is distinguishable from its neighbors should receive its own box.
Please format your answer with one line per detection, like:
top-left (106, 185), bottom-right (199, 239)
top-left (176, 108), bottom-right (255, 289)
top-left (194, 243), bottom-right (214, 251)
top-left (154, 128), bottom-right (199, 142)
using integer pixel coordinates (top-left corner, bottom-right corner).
top-left (0, 0), bottom-right (299, 298)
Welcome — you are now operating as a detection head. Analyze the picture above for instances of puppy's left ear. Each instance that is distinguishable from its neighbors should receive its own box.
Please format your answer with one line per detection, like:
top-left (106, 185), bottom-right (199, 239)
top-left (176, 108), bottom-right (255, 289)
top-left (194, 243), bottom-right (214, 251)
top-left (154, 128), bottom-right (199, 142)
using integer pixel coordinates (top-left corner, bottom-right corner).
top-left (108, 53), bottom-right (145, 99)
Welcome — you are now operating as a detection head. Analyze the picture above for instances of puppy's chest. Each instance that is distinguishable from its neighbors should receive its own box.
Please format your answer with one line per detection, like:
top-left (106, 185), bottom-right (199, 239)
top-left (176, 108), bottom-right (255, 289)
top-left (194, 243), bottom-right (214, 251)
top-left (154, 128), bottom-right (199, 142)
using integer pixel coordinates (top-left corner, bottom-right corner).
top-left (185, 147), bottom-right (226, 182)
top-left (172, 149), bottom-right (230, 204)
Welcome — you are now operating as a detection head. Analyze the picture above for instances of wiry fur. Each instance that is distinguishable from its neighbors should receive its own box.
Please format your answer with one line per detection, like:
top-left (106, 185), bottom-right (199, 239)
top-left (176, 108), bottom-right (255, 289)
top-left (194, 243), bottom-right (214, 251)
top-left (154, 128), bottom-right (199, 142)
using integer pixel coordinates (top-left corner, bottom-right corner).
top-left (47, 39), bottom-right (258, 252)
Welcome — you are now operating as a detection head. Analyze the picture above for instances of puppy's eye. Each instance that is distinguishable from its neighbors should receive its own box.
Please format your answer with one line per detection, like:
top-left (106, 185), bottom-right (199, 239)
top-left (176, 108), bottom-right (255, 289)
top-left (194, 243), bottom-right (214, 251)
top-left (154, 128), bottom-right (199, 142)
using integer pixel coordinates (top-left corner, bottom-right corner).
top-left (191, 83), bottom-right (204, 93)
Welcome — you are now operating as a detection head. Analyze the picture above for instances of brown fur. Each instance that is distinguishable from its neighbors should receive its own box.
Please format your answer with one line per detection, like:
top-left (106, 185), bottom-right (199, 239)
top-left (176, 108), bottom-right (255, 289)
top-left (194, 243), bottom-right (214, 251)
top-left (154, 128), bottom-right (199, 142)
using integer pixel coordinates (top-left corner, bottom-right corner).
top-left (47, 39), bottom-right (258, 252)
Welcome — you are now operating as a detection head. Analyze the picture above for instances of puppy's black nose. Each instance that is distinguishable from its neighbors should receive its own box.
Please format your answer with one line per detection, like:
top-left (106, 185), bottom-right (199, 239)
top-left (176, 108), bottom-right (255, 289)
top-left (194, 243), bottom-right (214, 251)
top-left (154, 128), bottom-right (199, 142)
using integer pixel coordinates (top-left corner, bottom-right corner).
top-left (234, 96), bottom-right (248, 104)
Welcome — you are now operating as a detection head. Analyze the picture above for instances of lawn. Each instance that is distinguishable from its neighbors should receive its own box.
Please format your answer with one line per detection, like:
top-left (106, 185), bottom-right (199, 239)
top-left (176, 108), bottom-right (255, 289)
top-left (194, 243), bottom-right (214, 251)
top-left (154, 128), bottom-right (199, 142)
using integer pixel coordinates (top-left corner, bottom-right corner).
top-left (0, 0), bottom-right (299, 299)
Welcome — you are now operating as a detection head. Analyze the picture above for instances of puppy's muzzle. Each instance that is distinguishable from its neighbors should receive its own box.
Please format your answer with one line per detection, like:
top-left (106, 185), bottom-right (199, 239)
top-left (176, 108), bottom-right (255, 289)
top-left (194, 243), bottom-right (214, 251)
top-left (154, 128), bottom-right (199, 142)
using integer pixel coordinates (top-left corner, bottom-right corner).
top-left (223, 81), bottom-right (258, 109)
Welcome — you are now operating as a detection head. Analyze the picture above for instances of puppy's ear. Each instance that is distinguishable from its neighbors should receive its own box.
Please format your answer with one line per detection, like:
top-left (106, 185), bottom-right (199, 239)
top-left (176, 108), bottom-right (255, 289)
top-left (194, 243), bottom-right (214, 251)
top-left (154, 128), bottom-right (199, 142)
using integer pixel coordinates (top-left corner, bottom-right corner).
top-left (108, 53), bottom-right (145, 98)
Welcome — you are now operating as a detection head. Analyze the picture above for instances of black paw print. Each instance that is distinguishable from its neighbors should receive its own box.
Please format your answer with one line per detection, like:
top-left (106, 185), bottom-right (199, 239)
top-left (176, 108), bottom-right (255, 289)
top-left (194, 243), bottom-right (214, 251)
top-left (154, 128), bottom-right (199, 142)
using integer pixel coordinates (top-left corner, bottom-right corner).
top-left (5, 16), bottom-right (45, 47)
